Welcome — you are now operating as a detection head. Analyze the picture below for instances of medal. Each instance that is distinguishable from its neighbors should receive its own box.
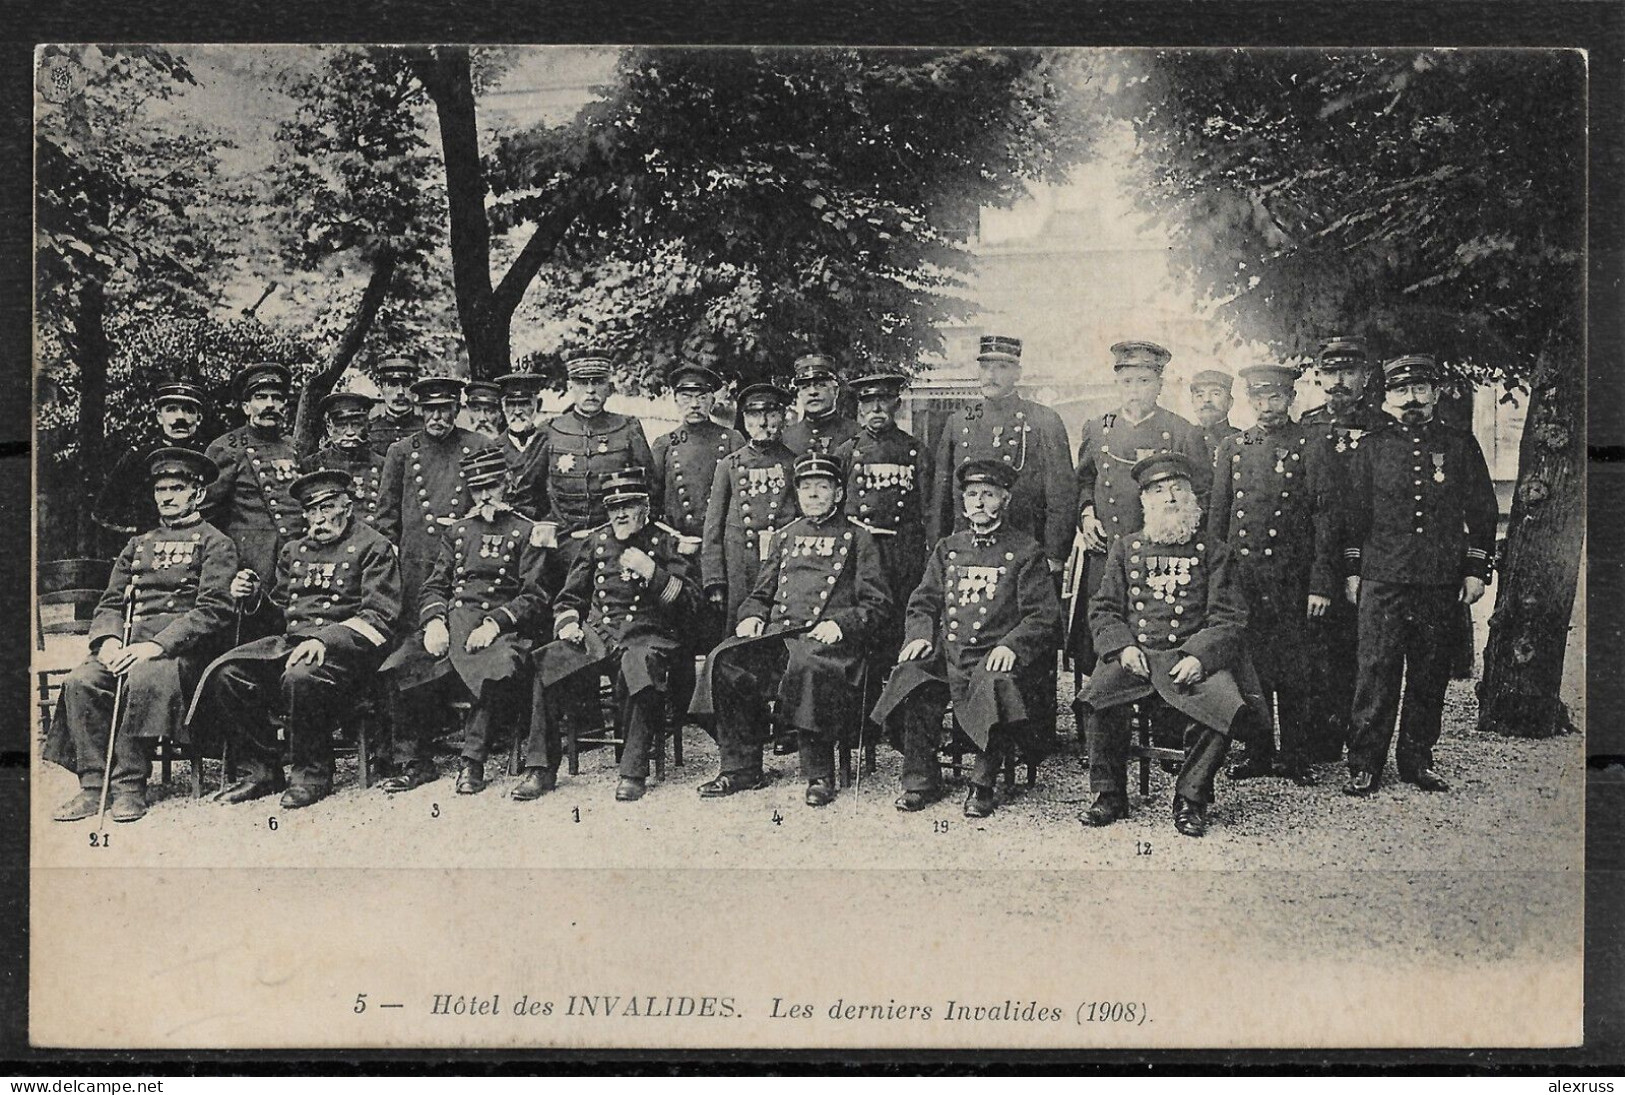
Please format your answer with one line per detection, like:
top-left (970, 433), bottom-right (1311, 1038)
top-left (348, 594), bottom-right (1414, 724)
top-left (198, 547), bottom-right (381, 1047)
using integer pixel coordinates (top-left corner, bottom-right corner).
top-left (1432, 452), bottom-right (1446, 484)
top-left (1274, 447), bottom-right (1288, 475)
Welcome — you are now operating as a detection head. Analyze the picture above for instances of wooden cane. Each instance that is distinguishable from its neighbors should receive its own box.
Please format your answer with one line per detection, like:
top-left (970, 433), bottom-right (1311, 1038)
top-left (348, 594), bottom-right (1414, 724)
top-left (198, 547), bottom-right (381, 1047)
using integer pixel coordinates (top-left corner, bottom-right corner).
top-left (95, 583), bottom-right (137, 836)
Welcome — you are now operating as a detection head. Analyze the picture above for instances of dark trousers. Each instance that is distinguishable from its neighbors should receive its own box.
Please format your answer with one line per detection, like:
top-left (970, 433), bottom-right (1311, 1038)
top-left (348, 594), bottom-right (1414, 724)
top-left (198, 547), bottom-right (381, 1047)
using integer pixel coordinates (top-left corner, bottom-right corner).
top-left (1309, 594), bottom-right (1360, 758)
top-left (1241, 600), bottom-right (1314, 768)
top-left (713, 642), bottom-right (836, 778)
top-left (211, 655), bottom-right (365, 788)
top-left (1347, 580), bottom-right (1457, 780)
top-left (526, 654), bottom-right (668, 779)
top-left (1086, 697), bottom-right (1232, 805)
top-left (898, 684), bottom-right (1002, 792)
top-left (394, 672), bottom-right (528, 766)
top-left (56, 659), bottom-right (158, 792)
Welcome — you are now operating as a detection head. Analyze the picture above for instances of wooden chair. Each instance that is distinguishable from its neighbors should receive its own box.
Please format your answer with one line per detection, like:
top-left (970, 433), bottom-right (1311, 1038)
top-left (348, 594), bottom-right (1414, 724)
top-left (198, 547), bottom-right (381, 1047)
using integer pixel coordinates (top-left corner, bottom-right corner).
top-left (1127, 699), bottom-right (1185, 796)
top-left (838, 663), bottom-right (878, 788)
top-left (562, 671), bottom-right (677, 781)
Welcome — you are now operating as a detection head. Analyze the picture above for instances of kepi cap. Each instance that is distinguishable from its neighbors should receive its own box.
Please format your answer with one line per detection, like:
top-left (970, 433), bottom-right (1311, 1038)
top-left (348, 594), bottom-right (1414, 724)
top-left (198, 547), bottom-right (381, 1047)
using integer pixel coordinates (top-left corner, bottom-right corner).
top-left (410, 376), bottom-right (464, 407)
top-left (791, 354), bottom-right (839, 386)
top-left (956, 457), bottom-right (1019, 491)
top-left (464, 381), bottom-right (502, 407)
top-left (1188, 369), bottom-right (1234, 390)
top-left (977, 335), bottom-right (1023, 363)
top-left (603, 467), bottom-right (651, 507)
top-left (1111, 341), bottom-right (1171, 373)
top-left (460, 448), bottom-right (509, 490)
top-left (1239, 364), bottom-right (1300, 391)
top-left (1318, 336), bottom-right (1369, 366)
top-left (1131, 450), bottom-right (1196, 490)
top-left (153, 381), bottom-right (205, 410)
top-left (147, 446), bottom-right (217, 486)
top-left (794, 452), bottom-right (844, 482)
top-left (289, 468), bottom-right (354, 509)
top-left (851, 372), bottom-right (908, 400)
top-left (669, 364), bottom-right (724, 392)
top-left (1383, 354), bottom-right (1440, 390)
top-left (319, 391), bottom-right (376, 420)
top-left (737, 382), bottom-right (791, 412)
top-left (565, 349), bottom-right (614, 381)
top-left (234, 363), bottom-right (291, 400)
top-left (373, 357), bottom-right (421, 381)
top-left (496, 372), bottom-right (547, 398)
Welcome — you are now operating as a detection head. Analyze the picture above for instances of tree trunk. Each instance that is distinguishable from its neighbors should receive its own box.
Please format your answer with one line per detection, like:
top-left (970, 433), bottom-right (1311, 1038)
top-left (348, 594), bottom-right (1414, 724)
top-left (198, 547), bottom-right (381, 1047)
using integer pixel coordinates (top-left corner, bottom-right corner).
top-left (75, 280), bottom-right (110, 559)
top-left (1478, 343), bottom-right (1584, 738)
top-left (292, 251), bottom-right (398, 457)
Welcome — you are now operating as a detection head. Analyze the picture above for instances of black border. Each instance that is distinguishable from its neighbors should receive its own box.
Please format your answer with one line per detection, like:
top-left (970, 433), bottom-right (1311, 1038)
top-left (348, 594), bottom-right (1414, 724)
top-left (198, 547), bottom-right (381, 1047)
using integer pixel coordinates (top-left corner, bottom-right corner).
top-left (4, 0), bottom-right (1621, 1072)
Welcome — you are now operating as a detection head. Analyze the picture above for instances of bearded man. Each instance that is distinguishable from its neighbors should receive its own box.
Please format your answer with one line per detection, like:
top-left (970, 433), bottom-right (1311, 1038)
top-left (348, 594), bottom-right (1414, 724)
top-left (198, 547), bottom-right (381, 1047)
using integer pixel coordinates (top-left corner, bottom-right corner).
top-left (700, 383), bottom-right (800, 625)
top-left (1076, 452), bottom-right (1254, 837)
top-left (302, 391), bottom-right (387, 530)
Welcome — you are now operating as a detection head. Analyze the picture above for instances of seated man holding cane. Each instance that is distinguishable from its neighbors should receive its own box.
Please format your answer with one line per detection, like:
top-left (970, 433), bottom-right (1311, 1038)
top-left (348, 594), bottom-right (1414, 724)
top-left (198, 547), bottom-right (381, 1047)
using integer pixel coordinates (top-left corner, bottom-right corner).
top-left (47, 448), bottom-right (238, 823)
top-left (870, 458), bottom-right (1062, 819)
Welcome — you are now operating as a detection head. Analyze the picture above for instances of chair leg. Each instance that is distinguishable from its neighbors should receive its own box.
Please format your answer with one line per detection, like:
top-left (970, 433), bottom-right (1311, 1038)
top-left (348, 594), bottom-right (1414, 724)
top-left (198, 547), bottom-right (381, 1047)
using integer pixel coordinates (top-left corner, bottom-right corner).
top-left (161, 746), bottom-right (172, 787)
top-left (508, 727), bottom-right (523, 777)
top-left (357, 711), bottom-right (371, 790)
top-left (1135, 704), bottom-right (1151, 797)
top-left (566, 722), bottom-right (580, 776)
top-left (190, 743), bottom-right (204, 799)
top-left (838, 726), bottom-right (854, 788)
top-left (654, 721), bottom-right (667, 782)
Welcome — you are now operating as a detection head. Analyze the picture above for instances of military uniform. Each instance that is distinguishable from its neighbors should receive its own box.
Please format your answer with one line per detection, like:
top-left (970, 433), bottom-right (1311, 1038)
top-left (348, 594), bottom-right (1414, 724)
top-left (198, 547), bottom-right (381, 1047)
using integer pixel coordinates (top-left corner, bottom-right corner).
top-left (526, 474), bottom-right (700, 796)
top-left (515, 409), bottom-right (654, 537)
top-left (1078, 452), bottom-right (1254, 833)
top-left (1198, 421), bottom-right (1241, 466)
top-left (303, 444), bottom-right (386, 529)
top-left (381, 451), bottom-right (549, 787)
top-left (376, 417), bottom-right (499, 623)
top-left (701, 434), bottom-right (799, 625)
top-left (1208, 369), bottom-right (1338, 777)
top-left (47, 449), bottom-right (238, 819)
top-left (693, 456), bottom-right (890, 797)
top-left (1343, 357), bottom-right (1497, 789)
top-left (836, 418), bottom-right (928, 664)
top-left (93, 434), bottom-right (210, 545)
top-left (369, 406), bottom-right (424, 455)
top-left (190, 471), bottom-right (402, 801)
top-left (782, 410), bottom-right (860, 456)
top-left (870, 482), bottom-right (1062, 807)
top-left (204, 369), bottom-right (306, 584)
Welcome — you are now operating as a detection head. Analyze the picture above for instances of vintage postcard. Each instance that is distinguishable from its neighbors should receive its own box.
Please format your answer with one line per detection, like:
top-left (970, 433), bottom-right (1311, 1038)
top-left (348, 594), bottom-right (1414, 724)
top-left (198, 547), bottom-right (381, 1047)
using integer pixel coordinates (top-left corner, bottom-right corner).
top-left (28, 43), bottom-right (1585, 1051)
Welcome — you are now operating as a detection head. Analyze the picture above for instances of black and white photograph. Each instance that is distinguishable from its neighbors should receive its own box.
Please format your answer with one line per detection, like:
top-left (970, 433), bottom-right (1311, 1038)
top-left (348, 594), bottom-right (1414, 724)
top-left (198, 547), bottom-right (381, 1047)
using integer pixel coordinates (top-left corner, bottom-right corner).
top-left (28, 42), bottom-right (1586, 1051)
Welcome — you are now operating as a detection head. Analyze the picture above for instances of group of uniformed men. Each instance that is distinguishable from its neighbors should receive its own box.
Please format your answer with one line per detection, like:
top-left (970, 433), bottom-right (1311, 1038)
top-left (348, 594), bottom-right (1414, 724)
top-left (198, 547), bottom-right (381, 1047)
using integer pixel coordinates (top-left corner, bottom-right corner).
top-left (49, 332), bottom-right (1498, 838)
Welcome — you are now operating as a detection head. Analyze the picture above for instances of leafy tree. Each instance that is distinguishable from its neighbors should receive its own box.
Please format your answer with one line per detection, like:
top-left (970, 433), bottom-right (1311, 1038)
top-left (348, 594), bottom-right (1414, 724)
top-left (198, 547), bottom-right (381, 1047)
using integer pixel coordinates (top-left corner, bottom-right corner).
top-left (1119, 49), bottom-right (1584, 737)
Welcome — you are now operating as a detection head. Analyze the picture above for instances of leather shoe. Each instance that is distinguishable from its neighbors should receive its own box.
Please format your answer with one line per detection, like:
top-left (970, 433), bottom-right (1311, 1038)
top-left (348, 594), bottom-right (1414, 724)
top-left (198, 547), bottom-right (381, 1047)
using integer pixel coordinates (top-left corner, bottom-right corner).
top-left (1173, 795), bottom-right (1207, 837)
top-left (894, 788), bottom-right (943, 812)
top-left (456, 760), bottom-right (486, 796)
top-left (698, 770), bottom-right (769, 798)
top-left (1282, 763), bottom-right (1320, 787)
top-left (1082, 792), bottom-right (1129, 827)
top-left (216, 777), bottom-right (284, 805)
top-left (1228, 755), bottom-right (1275, 780)
top-left (376, 767), bottom-right (435, 794)
top-left (1342, 770), bottom-right (1378, 796)
top-left (616, 777), bottom-right (646, 802)
top-left (963, 784), bottom-right (995, 818)
top-left (772, 738), bottom-right (797, 756)
top-left (805, 779), bottom-right (835, 807)
top-left (53, 789), bottom-right (102, 823)
top-left (511, 767), bottom-right (556, 801)
top-left (280, 784), bottom-right (327, 810)
top-left (1404, 768), bottom-right (1450, 792)
top-left (110, 790), bottom-right (147, 823)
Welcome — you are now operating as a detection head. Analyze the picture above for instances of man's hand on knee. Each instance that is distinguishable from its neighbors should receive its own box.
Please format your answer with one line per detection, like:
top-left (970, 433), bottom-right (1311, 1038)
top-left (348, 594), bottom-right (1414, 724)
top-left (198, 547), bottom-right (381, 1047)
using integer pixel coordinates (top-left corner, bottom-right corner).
top-left (983, 645), bottom-right (1017, 673)
top-left (287, 638), bottom-right (327, 668)
top-left (106, 641), bottom-right (164, 674)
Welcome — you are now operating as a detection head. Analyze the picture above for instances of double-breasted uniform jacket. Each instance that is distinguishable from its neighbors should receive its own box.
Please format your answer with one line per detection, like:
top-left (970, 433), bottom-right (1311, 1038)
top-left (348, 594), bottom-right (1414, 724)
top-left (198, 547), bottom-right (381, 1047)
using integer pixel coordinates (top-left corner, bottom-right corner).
top-left (380, 507), bottom-right (550, 694)
top-left (782, 410), bottom-right (860, 456)
top-left (186, 518), bottom-right (403, 725)
top-left (930, 394), bottom-right (1075, 566)
top-left (1208, 421), bottom-right (1339, 607)
top-left (1199, 420), bottom-right (1241, 467)
top-left (1343, 416), bottom-right (1498, 588)
top-left (690, 512), bottom-right (890, 735)
top-left (700, 439), bottom-right (799, 623)
top-left (514, 408), bottom-right (655, 533)
top-left (1078, 529), bottom-right (1252, 735)
top-left (368, 406), bottom-right (424, 456)
top-left (303, 444), bottom-right (388, 530)
top-left (1299, 402), bottom-right (1386, 558)
top-left (870, 522), bottom-right (1062, 750)
top-left (497, 429), bottom-right (539, 499)
top-left (92, 433), bottom-right (211, 540)
top-left (836, 423), bottom-right (928, 614)
top-left (1069, 406), bottom-right (1211, 660)
top-left (376, 427), bottom-right (499, 621)
top-left (203, 424), bottom-right (306, 580)
top-left (650, 419), bottom-right (744, 539)
top-left (535, 519), bottom-right (701, 695)
top-left (44, 515), bottom-right (239, 764)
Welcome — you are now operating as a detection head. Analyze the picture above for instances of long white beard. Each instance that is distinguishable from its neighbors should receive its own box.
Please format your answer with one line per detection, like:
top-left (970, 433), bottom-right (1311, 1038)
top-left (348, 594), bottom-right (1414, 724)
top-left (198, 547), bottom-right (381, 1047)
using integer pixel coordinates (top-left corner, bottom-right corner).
top-left (1142, 496), bottom-right (1202, 544)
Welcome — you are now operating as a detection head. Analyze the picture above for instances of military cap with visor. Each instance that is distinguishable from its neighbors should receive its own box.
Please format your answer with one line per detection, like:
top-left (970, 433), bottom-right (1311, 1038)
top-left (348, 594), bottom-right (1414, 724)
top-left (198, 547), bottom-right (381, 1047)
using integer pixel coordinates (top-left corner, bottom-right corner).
top-left (1111, 340), bottom-right (1172, 373)
top-left (1239, 364), bottom-right (1300, 392)
top-left (147, 446), bottom-right (218, 486)
top-left (410, 376), bottom-right (465, 407)
top-left (564, 348), bottom-right (614, 381)
top-left (793, 452), bottom-right (844, 483)
top-left (460, 448), bottom-right (509, 490)
top-left (1383, 354), bottom-right (1441, 390)
top-left (495, 372), bottom-right (548, 398)
top-left (373, 357), bottom-right (421, 381)
top-left (791, 354), bottom-right (839, 386)
top-left (319, 390), bottom-right (376, 420)
top-left (153, 380), bottom-right (206, 410)
top-left (289, 468), bottom-right (356, 510)
top-left (603, 467), bottom-right (652, 507)
top-left (1318, 336), bottom-right (1369, 366)
top-left (956, 457), bottom-right (1019, 491)
top-left (1131, 450), bottom-right (1197, 490)
top-left (851, 372), bottom-right (909, 400)
top-left (737, 382), bottom-right (792, 412)
top-left (1189, 368), bottom-right (1235, 390)
top-left (669, 363), bottom-right (724, 392)
top-left (233, 362), bottom-right (292, 400)
top-left (464, 380), bottom-right (502, 407)
top-left (977, 335), bottom-right (1023, 363)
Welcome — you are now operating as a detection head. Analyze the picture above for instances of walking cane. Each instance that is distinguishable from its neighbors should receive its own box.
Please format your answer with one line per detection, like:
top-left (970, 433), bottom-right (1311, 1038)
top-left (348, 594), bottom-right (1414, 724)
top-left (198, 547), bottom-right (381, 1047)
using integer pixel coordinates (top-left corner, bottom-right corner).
top-left (95, 583), bottom-right (137, 837)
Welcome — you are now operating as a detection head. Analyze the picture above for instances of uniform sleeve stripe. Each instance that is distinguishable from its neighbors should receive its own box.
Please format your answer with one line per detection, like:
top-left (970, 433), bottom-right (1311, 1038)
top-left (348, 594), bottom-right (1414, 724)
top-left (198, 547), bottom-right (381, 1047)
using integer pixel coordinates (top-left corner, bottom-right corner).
top-left (339, 618), bottom-right (387, 646)
top-left (498, 606), bottom-right (518, 625)
top-left (660, 576), bottom-right (683, 605)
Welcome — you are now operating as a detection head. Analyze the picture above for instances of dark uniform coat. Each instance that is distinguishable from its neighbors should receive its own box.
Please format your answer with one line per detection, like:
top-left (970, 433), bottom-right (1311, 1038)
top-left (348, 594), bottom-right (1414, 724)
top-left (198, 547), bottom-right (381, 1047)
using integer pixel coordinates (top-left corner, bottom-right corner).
top-left (380, 507), bottom-right (550, 693)
top-left (690, 513), bottom-right (890, 735)
top-left (1078, 530), bottom-right (1251, 734)
top-left (836, 423), bottom-right (928, 619)
top-left (782, 410), bottom-right (860, 456)
top-left (869, 522), bottom-right (1062, 750)
top-left (700, 439), bottom-right (799, 623)
top-left (92, 434), bottom-right (210, 541)
top-left (650, 420), bottom-right (744, 539)
top-left (1198, 420), bottom-right (1241, 467)
top-left (514, 409), bottom-right (654, 534)
top-left (186, 517), bottom-right (403, 726)
top-left (1209, 421), bottom-right (1338, 604)
top-left (534, 519), bottom-right (701, 695)
top-left (303, 444), bottom-right (388, 531)
top-left (203, 425), bottom-right (305, 580)
top-left (1069, 406), bottom-right (1211, 661)
top-left (45, 515), bottom-right (239, 765)
top-left (369, 406), bottom-right (424, 456)
top-left (376, 427), bottom-right (498, 622)
top-left (930, 394), bottom-right (1074, 565)
top-left (497, 430), bottom-right (539, 501)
